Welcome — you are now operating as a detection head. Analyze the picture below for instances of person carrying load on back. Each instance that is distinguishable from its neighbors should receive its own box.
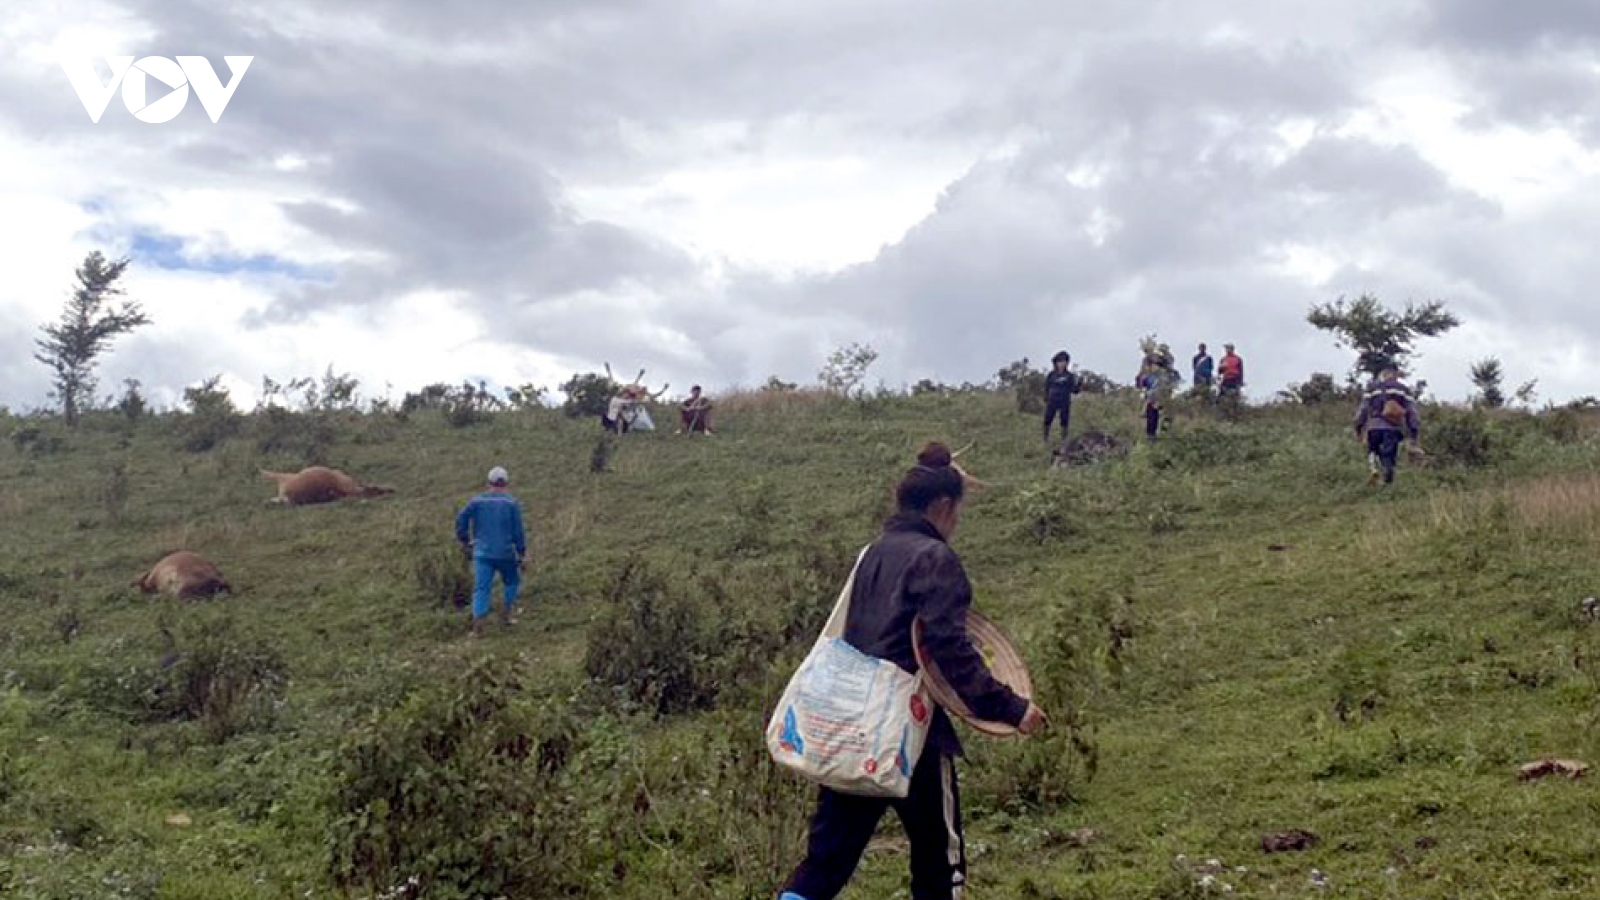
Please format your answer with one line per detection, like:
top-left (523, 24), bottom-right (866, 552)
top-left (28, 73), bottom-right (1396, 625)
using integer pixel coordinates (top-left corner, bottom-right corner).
top-left (1042, 351), bottom-right (1081, 445)
top-left (1135, 338), bottom-right (1179, 441)
top-left (1353, 367), bottom-right (1421, 486)
top-left (454, 466), bottom-right (528, 637)
top-left (777, 443), bottom-right (1047, 900)
top-left (678, 385), bottom-right (715, 435)
top-left (1218, 343), bottom-right (1244, 395)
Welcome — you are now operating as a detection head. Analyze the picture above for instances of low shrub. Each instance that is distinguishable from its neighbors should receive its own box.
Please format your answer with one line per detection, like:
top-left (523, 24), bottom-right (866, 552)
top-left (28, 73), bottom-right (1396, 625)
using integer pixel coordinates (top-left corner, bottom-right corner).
top-left (326, 663), bottom-right (585, 900)
top-left (179, 376), bottom-right (243, 452)
top-left (1428, 408), bottom-right (1500, 468)
top-left (10, 424), bottom-right (66, 457)
top-left (584, 559), bottom-right (727, 716)
top-left (1007, 479), bottom-right (1084, 543)
top-left (413, 542), bottom-right (472, 610)
top-left (253, 406), bottom-right (338, 463)
top-left (84, 619), bottom-right (288, 743)
top-left (99, 458), bottom-right (130, 523)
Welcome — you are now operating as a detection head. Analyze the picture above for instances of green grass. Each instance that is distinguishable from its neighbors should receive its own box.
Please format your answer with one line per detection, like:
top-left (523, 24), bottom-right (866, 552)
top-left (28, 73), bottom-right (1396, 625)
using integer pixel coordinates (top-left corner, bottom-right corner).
top-left (3, 391), bottom-right (1600, 898)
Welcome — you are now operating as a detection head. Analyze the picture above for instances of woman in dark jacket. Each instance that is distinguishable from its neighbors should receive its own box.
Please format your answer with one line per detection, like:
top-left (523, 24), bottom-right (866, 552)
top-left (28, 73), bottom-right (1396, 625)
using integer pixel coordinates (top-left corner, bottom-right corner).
top-left (778, 443), bottom-right (1047, 900)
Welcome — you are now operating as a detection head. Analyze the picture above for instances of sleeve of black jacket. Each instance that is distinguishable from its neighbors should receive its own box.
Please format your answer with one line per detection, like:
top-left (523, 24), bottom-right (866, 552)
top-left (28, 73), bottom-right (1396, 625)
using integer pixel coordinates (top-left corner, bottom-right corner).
top-left (910, 544), bottom-right (1029, 727)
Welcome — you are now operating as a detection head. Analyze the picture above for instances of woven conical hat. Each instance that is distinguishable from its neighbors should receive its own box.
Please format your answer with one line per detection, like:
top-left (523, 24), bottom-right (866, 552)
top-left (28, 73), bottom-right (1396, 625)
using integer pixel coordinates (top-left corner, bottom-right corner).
top-left (913, 609), bottom-right (1033, 737)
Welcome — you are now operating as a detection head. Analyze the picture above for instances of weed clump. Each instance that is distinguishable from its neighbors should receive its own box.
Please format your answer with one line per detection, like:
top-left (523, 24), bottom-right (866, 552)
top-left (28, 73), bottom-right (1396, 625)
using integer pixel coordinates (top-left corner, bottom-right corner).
top-left (1428, 409), bottom-right (1500, 468)
top-left (584, 558), bottom-right (729, 716)
top-left (253, 406), bottom-right (339, 463)
top-left (99, 458), bottom-right (130, 523)
top-left (326, 664), bottom-right (583, 899)
top-left (412, 542), bottom-right (472, 609)
top-left (10, 424), bottom-right (66, 457)
top-left (85, 619), bottom-right (288, 743)
top-left (178, 375), bottom-right (242, 452)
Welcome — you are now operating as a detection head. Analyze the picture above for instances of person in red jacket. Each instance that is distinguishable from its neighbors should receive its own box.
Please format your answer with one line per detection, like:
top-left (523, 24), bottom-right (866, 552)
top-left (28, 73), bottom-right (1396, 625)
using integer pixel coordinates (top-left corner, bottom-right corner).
top-left (777, 443), bottom-right (1047, 900)
top-left (1218, 343), bottom-right (1245, 395)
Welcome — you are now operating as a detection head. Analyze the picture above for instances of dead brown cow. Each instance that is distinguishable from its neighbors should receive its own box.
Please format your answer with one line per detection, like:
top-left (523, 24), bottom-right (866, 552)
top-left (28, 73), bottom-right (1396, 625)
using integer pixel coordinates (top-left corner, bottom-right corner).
top-left (135, 551), bottom-right (231, 599)
top-left (260, 466), bottom-right (394, 506)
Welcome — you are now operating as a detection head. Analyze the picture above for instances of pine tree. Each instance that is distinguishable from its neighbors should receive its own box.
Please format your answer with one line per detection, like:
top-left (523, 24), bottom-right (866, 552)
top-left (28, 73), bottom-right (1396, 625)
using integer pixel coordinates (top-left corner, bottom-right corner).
top-left (34, 252), bottom-right (150, 426)
top-left (1469, 358), bottom-right (1505, 409)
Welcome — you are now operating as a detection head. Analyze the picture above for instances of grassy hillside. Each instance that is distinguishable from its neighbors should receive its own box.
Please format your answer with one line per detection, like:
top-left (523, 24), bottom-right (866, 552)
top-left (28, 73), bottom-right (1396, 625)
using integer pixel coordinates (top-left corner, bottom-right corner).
top-left (2, 389), bottom-right (1600, 899)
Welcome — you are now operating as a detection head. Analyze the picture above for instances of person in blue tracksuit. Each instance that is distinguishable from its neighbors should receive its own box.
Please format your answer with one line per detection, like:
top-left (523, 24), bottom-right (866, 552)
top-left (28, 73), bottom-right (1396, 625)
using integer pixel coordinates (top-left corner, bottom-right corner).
top-left (454, 466), bottom-right (527, 635)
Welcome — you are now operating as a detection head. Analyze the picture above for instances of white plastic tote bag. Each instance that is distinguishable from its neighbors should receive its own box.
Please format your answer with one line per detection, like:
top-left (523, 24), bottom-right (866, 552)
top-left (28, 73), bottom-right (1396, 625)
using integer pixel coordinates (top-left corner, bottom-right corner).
top-left (766, 547), bottom-right (933, 799)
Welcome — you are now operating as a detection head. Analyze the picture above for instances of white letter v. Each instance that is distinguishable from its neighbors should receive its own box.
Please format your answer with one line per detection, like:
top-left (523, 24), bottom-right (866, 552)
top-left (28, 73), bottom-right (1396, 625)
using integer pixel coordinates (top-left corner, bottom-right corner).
top-left (61, 56), bottom-right (134, 123)
top-left (178, 56), bottom-right (253, 123)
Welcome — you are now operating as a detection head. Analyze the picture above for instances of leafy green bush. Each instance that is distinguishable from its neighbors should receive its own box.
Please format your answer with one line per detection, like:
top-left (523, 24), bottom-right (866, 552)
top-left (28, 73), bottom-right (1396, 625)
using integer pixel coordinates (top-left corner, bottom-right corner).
top-left (9, 424), bottom-right (66, 457)
top-left (85, 619), bottom-right (288, 743)
top-left (179, 375), bottom-right (242, 452)
top-left (1007, 479), bottom-right (1083, 543)
top-left (413, 542), bottom-right (471, 609)
top-left (1535, 407), bottom-right (1584, 445)
top-left (995, 358), bottom-right (1046, 414)
top-left (99, 458), bottom-right (130, 523)
top-left (584, 559), bottom-right (728, 716)
top-left (1428, 408), bottom-right (1500, 468)
top-left (253, 406), bottom-right (338, 463)
top-left (1149, 426), bottom-right (1268, 469)
top-left (326, 664), bottom-right (585, 899)
top-left (561, 372), bottom-right (618, 418)
top-left (114, 378), bottom-right (148, 421)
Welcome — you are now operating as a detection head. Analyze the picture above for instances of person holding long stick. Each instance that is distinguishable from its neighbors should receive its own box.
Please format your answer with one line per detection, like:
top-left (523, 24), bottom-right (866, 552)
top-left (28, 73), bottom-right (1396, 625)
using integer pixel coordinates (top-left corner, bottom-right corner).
top-left (678, 385), bottom-right (714, 435)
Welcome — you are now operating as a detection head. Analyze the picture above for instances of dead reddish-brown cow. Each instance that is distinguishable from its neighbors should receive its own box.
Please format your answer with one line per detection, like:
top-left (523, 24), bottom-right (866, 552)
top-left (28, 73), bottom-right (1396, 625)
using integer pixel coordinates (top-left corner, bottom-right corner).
top-left (260, 466), bottom-right (394, 506)
top-left (135, 551), bottom-right (231, 599)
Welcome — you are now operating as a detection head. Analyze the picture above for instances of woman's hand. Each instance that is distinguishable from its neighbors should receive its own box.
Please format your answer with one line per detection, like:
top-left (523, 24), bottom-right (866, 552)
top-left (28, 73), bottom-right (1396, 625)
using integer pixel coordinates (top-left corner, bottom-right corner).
top-left (1018, 702), bottom-right (1049, 736)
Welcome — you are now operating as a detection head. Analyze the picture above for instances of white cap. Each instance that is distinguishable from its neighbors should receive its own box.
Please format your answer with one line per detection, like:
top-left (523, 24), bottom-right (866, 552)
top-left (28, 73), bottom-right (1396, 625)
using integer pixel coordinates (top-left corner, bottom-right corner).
top-left (487, 466), bottom-right (509, 485)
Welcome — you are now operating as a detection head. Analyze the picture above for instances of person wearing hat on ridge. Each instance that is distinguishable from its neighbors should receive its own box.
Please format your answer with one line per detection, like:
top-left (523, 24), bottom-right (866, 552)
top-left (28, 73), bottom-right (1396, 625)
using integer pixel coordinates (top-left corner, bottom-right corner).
top-left (777, 442), bottom-right (1047, 900)
top-left (1218, 343), bottom-right (1245, 395)
top-left (454, 466), bottom-right (527, 636)
top-left (1042, 351), bottom-right (1081, 445)
top-left (1353, 366), bottom-right (1421, 486)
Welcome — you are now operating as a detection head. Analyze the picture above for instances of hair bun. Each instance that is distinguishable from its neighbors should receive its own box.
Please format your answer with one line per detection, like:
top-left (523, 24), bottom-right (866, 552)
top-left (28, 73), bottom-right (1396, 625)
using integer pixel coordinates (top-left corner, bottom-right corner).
top-left (916, 442), bottom-right (953, 468)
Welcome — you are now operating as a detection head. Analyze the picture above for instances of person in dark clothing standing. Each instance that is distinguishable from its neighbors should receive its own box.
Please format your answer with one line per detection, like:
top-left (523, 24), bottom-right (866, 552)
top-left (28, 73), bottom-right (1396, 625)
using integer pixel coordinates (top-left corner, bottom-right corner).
top-left (1353, 367), bottom-right (1421, 485)
top-left (1192, 343), bottom-right (1214, 389)
top-left (1042, 351), bottom-right (1080, 445)
top-left (778, 443), bottom-right (1047, 900)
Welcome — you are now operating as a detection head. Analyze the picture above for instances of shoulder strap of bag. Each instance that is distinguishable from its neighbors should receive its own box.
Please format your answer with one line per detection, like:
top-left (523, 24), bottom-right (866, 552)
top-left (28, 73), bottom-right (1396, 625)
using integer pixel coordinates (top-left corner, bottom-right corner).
top-left (818, 545), bottom-right (872, 645)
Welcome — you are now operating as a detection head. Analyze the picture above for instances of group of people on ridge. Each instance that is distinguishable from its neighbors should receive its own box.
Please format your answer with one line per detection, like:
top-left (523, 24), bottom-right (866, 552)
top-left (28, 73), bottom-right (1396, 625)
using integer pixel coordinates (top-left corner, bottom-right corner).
top-left (1042, 339), bottom-right (1249, 446)
top-left (1042, 343), bottom-right (1424, 485)
top-left (602, 383), bottom-right (715, 435)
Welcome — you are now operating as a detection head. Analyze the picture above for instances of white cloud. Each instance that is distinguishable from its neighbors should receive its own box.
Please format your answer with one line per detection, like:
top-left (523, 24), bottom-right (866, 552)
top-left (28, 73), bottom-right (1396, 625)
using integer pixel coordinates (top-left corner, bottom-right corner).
top-left (3, 0), bottom-right (1600, 412)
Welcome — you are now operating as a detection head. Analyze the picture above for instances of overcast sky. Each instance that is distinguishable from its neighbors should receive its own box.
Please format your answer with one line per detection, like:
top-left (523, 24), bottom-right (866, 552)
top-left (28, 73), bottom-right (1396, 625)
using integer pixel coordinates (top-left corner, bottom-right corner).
top-left (3, 0), bottom-right (1599, 410)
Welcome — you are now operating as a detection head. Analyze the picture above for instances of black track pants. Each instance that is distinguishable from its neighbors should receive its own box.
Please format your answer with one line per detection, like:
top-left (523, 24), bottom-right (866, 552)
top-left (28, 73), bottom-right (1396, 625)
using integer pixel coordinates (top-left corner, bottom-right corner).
top-left (1043, 399), bottom-right (1072, 442)
top-left (780, 751), bottom-right (967, 900)
top-left (1367, 429), bottom-right (1403, 483)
